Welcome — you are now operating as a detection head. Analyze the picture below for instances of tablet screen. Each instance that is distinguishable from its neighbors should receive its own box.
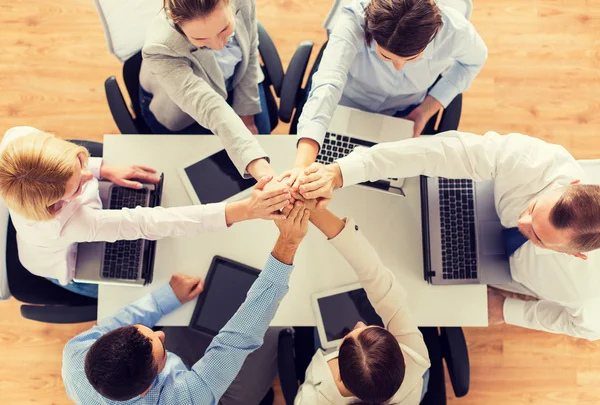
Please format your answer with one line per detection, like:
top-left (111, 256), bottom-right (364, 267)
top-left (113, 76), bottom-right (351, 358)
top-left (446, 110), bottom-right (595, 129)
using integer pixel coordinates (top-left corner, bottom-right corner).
top-left (317, 288), bottom-right (384, 342)
top-left (184, 150), bottom-right (257, 204)
top-left (190, 257), bottom-right (259, 336)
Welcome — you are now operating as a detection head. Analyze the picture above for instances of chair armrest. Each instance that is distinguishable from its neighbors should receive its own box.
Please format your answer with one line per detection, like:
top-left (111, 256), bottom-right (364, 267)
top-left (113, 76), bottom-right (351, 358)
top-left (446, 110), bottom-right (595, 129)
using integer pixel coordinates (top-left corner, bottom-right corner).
top-left (20, 304), bottom-right (97, 324)
top-left (258, 21), bottom-right (284, 97)
top-left (104, 76), bottom-right (139, 134)
top-left (278, 328), bottom-right (299, 405)
top-left (440, 327), bottom-right (470, 397)
top-left (436, 93), bottom-right (462, 133)
top-left (279, 41), bottom-right (314, 124)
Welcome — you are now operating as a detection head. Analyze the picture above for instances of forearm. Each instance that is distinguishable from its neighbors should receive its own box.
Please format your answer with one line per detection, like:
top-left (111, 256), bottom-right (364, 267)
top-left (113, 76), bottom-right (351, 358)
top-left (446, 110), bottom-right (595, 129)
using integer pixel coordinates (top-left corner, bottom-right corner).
top-left (309, 209), bottom-right (345, 240)
top-left (246, 158), bottom-right (276, 180)
top-left (418, 95), bottom-right (443, 120)
top-left (96, 284), bottom-right (181, 333)
top-left (271, 237), bottom-right (300, 265)
top-left (503, 298), bottom-right (600, 340)
top-left (293, 139), bottom-right (320, 168)
top-left (225, 200), bottom-right (251, 226)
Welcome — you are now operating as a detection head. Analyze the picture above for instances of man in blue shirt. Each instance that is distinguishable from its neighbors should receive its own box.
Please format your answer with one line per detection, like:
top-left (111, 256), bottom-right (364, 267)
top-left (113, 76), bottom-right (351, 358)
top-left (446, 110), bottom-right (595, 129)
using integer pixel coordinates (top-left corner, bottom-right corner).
top-left (62, 201), bottom-right (311, 405)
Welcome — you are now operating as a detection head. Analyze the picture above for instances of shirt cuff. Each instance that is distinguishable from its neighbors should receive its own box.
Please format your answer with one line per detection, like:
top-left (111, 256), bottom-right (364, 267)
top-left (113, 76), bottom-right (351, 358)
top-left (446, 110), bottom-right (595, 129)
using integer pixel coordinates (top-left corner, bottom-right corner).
top-left (241, 153), bottom-right (271, 179)
top-left (428, 76), bottom-right (461, 108)
top-left (153, 283), bottom-right (183, 315)
top-left (336, 152), bottom-right (367, 188)
top-left (297, 121), bottom-right (327, 151)
top-left (200, 202), bottom-right (229, 231)
top-left (503, 297), bottom-right (527, 328)
top-left (88, 157), bottom-right (103, 179)
top-left (261, 254), bottom-right (294, 286)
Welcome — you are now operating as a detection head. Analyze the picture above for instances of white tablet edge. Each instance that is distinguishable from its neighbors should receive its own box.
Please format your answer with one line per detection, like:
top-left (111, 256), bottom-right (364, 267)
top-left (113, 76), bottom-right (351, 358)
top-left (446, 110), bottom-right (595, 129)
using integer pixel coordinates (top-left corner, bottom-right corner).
top-left (311, 282), bottom-right (363, 350)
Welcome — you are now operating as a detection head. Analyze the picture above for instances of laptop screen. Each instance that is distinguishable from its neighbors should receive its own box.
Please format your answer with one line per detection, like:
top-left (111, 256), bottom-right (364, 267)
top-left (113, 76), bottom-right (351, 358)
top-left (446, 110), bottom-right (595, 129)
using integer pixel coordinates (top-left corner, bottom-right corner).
top-left (183, 150), bottom-right (257, 204)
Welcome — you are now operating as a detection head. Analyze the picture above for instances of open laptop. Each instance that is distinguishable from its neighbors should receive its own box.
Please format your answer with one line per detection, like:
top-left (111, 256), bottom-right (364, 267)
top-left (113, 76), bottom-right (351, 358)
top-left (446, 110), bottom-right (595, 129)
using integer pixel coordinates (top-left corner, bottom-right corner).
top-left (315, 105), bottom-right (414, 195)
top-left (73, 174), bottom-right (164, 287)
top-left (420, 176), bottom-right (512, 285)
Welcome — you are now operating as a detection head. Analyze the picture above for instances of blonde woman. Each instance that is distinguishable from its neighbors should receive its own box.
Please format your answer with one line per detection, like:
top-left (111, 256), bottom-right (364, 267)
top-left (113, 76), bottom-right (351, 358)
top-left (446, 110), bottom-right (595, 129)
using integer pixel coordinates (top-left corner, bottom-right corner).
top-left (140, 0), bottom-right (275, 182)
top-left (0, 127), bottom-right (291, 298)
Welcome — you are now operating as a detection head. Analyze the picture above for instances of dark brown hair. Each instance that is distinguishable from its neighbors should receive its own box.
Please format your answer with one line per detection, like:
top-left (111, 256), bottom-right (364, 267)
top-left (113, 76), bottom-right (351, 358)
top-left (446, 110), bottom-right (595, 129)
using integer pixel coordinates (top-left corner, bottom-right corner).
top-left (549, 184), bottom-right (600, 252)
top-left (364, 0), bottom-right (443, 57)
top-left (84, 326), bottom-right (158, 401)
top-left (164, 0), bottom-right (228, 25)
top-left (339, 327), bottom-right (405, 405)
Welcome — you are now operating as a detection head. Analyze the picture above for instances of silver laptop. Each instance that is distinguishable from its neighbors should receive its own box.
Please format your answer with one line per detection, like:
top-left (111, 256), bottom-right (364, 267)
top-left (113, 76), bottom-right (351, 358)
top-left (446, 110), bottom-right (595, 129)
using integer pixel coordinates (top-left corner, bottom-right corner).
top-left (315, 105), bottom-right (414, 195)
top-left (73, 175), bottom-right (163, 287)
top-left (421, 176), bottom-right (512, 285)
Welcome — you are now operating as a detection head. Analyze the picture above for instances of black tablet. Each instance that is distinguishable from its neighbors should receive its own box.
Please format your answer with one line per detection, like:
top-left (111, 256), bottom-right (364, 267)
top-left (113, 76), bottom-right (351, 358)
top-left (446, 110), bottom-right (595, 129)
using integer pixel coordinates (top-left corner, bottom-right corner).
top-left (178, 149), bottom-right (257, 204)
top-left (189, 256), bottom-right (260, 336)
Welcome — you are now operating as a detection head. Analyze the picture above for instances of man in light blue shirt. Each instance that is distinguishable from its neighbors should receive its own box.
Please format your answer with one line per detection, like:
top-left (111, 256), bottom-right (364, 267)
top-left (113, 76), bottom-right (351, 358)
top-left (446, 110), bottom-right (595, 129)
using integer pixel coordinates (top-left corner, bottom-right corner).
top-left (286, 0), bottom-right (487, 182)
top-left (62, 201), bottom-right (312, 405)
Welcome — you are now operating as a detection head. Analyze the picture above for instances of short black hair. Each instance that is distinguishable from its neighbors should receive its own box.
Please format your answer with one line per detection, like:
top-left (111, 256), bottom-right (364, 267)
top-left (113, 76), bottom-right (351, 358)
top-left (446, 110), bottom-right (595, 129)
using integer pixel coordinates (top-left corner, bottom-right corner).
top-left (84, 325), bottom-right (158, 401)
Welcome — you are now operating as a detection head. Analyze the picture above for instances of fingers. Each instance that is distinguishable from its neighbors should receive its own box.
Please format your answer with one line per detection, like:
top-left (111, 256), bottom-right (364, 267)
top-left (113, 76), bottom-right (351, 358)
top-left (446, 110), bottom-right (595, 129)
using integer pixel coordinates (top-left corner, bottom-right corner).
top-left (266, 193), bottom-right (293, 211)
top-left (267, 211), bottom-right (287, 220)
top-left (189, 279), bottom-right (205, 298)
top-left (254, 175), bottom-right (273, 191)
top-left (299, 179), bottom-right (327, 194)
top-left (261, 186), bottom-right (291, 200)
top-left (133, 165), bottom-right (158, 174)
top-left (304, 164), bottom-right (320, 176)
top-left (299, 172), bottom-right (321, 185)
top-left (281, 204), bottom-right (294, 217)
top-left (287, 201), bottom-right (303, 222)
top-left (120, 179), bottom-right (144, 189)
top-left (136, 171), bottom-right (161, 184)
top-left (276, 170), bottom-right (293, 182)
top-left (300, 209), bottom-right (310, 227)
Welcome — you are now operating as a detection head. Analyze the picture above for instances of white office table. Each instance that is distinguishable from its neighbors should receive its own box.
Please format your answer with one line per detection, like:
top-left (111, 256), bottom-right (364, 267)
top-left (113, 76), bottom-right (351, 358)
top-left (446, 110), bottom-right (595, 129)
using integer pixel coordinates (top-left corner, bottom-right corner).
top-left (98, 135), bottom-right (487, 326)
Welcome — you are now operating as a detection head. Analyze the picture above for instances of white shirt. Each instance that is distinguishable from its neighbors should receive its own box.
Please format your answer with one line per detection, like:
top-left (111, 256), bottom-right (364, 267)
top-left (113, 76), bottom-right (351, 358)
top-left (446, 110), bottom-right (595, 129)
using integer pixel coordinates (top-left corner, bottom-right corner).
top-left (0, 127), bottom-right (228, 285)
top-left (297, 0), bottom-right (487, 147)
top-left (296, 218), bottom-right (430, 405)
top-left (336, 131), bottom-right (600, 340)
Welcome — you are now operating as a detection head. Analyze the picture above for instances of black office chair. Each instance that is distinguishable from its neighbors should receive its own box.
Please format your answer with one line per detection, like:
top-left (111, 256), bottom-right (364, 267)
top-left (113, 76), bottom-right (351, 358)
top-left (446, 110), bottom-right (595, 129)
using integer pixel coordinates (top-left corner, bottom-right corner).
top-left (277, 326), bottom-right (470, 405)
top-left (290, 41), bottom-right (464, 136)
top-left (104, 23), bottom-right (313, 135)
top-left (4, 140), bottom-right (102, 324)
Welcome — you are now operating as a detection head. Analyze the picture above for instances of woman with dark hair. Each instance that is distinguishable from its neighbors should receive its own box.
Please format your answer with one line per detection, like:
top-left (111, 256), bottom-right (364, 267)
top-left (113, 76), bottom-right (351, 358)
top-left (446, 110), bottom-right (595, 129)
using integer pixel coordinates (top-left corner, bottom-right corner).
top-left (282, 0), bottom-right (487, 186)
top-left (296, 207), bottom-right (431, 405)
top-left (140, 0), bottom-right (278, 182)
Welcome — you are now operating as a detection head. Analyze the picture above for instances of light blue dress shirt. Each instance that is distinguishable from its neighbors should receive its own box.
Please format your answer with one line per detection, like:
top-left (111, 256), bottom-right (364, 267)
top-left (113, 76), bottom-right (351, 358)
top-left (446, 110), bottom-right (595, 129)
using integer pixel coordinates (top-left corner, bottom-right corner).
top-left (62, 255), bottom-right (293, 405)
top-left (298, 0), bottom-right (488, 146)
top-left (212, 32), bottom-right (244, 91)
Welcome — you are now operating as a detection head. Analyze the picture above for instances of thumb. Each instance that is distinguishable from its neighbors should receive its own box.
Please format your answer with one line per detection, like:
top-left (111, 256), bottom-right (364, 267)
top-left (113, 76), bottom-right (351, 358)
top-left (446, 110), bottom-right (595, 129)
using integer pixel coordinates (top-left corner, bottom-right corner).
top-left (304, 164), bottom-right (319, 175)
top-left (254, 176), bottom-right (273, 190)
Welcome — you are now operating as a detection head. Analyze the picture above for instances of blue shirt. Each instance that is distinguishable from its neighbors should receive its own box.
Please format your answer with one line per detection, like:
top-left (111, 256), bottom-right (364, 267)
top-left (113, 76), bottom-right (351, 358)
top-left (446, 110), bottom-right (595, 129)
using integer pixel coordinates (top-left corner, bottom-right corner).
top-left (212, 32), bottom-right (243, 91)
top-left (298, 0), bottom-right (488, 146)
top-left (62, 255), bottom-right (293, 405)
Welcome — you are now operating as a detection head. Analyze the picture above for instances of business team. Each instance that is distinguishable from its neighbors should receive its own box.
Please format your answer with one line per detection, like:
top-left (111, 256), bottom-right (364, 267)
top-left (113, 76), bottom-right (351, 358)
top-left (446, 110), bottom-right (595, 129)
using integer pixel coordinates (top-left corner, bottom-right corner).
top-left (1, 0), bottom-right (598, 404)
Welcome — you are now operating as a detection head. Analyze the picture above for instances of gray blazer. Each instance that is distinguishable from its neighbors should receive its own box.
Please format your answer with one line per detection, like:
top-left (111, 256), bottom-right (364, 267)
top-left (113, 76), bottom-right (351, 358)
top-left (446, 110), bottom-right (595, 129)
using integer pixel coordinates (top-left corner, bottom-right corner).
top-left (140, 0), bottom-right (267, 177)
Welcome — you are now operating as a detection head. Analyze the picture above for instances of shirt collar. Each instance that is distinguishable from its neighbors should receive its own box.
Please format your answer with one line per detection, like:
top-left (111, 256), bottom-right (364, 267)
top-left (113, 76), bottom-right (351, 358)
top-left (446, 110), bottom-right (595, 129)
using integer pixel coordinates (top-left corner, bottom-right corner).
top-left (421, 41), bottom-right (435, 60)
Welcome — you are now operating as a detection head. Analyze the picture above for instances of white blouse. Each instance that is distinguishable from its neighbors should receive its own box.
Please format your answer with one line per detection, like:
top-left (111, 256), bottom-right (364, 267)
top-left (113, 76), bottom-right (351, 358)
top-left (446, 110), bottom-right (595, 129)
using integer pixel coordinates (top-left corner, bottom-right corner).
top-left (0, 127), bottom-right (227, 285)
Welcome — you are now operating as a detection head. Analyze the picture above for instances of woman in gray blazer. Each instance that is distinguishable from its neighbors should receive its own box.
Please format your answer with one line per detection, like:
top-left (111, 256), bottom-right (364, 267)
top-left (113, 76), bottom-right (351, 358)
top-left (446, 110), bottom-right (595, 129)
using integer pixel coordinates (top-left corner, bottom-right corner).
top-left (140, 0), bottom-right (275, 179)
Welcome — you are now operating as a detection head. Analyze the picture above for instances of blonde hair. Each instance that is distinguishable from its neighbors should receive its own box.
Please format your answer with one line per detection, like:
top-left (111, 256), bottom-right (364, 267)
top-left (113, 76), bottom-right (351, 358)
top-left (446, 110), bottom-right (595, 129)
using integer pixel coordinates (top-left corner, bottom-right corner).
top-left (0, 131), bottom-right (90, 221)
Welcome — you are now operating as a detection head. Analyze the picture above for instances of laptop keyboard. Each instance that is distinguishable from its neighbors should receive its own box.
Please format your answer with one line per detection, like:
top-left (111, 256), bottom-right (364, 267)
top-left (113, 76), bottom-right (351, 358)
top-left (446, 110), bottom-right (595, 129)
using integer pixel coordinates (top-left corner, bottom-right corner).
top-left (316, 133), bottom-right (399, 185)
top-left (315, 132), bottom-right (374, 164)
top-left (101, 187), bottom-right (149, 281)
top-left (439, 178), bottom-right (478, 280)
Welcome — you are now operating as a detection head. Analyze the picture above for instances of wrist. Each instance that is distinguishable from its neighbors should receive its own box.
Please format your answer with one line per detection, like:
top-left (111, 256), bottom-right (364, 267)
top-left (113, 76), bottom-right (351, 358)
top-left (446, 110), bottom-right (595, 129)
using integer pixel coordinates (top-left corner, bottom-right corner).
top-left (225, 200), bottom-right (251, 226)
top-left (272, 236), bottom-right (300, 265)
top-left (295, 139), bottom-right (319, 168)
top-left (331, 162), bottom-right (343, 189)
top-left (246, 158), bottom-right (275, 180)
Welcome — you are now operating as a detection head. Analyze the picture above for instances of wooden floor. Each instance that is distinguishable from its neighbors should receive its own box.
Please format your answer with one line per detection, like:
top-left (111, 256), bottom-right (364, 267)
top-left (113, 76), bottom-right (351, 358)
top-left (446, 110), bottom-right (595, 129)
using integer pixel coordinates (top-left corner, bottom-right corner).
top-left (1, 0), bottom-right (599, 404)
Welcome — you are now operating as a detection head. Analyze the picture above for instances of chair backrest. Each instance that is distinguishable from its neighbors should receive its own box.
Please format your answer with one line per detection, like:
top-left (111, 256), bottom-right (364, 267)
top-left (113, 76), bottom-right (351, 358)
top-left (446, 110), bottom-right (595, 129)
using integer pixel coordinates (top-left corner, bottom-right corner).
top-left (93, 0), bottom-right (163, 62)
top-left (323, 0), bottom-right (473, 35)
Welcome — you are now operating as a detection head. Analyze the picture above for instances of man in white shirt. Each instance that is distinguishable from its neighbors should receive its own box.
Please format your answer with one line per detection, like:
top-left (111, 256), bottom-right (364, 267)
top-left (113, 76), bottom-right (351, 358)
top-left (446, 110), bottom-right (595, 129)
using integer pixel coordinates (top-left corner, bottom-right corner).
top-left (291, 131), bottom-right (600, 340)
